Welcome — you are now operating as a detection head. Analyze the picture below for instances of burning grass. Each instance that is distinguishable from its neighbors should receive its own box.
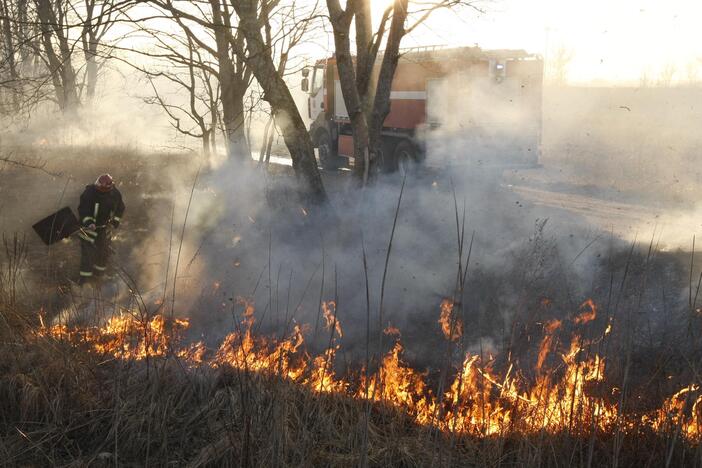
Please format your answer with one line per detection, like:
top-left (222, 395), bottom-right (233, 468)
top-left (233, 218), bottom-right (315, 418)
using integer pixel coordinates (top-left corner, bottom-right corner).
top-left (2, 147), bottom-right (702, 465)
top-left (4, 295), bottom-right (695, 465)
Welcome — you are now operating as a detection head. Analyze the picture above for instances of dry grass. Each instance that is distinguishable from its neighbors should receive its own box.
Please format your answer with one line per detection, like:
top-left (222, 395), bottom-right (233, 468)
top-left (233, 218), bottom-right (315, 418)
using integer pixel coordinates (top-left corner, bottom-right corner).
top-left (1, 145), bottom-right (701, 466)
top-left (0, 334), bottom-right (475, 466)
top-left (0, 299), bottom-right (700, 466)
top-left (0, 338), bottom-right (698, 467)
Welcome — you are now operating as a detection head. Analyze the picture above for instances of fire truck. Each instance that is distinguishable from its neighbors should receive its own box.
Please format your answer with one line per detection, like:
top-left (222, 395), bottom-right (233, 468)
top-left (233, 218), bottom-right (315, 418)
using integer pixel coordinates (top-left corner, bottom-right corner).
top-left (301, 46), bottom-right (543, 172)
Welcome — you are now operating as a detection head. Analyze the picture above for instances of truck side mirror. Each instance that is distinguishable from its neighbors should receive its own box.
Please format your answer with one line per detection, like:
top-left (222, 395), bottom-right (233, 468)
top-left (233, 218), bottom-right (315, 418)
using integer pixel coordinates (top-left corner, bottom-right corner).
top-left (301, 77), bottom-right (309, 92)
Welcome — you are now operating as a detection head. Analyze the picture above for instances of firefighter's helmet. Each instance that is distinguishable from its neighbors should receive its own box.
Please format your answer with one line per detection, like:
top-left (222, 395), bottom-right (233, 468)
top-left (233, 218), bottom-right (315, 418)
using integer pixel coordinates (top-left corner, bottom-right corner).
top-left (95, 174), bottom-right (114, 192)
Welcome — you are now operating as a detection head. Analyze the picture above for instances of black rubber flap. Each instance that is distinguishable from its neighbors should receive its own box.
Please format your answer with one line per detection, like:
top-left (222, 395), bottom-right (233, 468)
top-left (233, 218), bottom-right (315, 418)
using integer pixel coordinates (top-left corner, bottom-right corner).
top-left (32, 207), bottom-right (80, 245)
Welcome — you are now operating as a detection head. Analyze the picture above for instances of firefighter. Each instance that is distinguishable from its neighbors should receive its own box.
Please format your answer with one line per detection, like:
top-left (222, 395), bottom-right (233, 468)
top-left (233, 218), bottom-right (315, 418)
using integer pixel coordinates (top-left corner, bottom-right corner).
top-left (76, 174), bottom-right (125, 283)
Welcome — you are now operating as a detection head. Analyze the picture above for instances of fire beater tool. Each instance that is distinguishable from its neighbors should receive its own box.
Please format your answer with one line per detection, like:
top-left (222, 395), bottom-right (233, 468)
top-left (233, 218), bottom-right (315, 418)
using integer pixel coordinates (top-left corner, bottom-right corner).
top-left (32, 206), bottom-right (109, 245)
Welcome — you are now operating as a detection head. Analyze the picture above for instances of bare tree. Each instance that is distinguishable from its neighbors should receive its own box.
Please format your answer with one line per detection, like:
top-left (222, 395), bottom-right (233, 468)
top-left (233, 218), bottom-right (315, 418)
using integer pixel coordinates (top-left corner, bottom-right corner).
top-left (639, 69), bottom-right (651, 89)
top-left (658, 62), bottom-right (676, 87)
top-left (0, 0), bottom-right (21, 112)
top-left (143, 0), bottom-right (253, 160)
top-left (129, 0), bottom-right (326, 201)
top-left (115, 13), bottom-right (226, 155)
top-left (0, 0), bottom-right (120, 115)
top-left (75, 0), bottom-right (117, 100)
top-left (142, 32), bottom-right (221, 156)
top-left (33, 0), bottom-right (80, 111)
top-left (326, 0), bottom-right (466, 183)
top-left (231, 0), bottom-right (326, 203)
top-left (254, 0), bottom-right (309, 167)
top-left (685, 61), bottom-right (699, 87)
top-left (0, 0), bottom-right (54, 114)
top-left (546, 45), bottom-right (573, 86)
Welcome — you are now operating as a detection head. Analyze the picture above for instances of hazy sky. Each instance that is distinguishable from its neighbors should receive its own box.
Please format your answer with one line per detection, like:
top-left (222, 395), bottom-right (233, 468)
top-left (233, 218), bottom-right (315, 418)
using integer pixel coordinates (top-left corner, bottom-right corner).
top-left (119, 0), bottom-right (702, 86)
top-left (389, 0), bottom-right (702, 85)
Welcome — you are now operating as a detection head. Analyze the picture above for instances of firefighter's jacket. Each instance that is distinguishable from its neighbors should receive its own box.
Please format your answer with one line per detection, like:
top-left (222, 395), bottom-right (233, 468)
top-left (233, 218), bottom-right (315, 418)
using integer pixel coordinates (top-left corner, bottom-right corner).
top-left (77, 185), bottom-right (125, 243)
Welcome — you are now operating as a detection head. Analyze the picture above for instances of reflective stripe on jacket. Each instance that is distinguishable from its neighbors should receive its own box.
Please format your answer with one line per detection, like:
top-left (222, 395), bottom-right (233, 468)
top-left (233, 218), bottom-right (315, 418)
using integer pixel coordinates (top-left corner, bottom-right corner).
top-left (78, 185), bottom-right (125, 227)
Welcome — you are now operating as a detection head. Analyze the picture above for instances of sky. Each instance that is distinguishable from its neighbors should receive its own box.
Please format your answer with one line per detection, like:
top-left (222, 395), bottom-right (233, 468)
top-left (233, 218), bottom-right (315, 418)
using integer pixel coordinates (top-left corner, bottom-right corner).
top-left (381, 0), bottom-right (702, 85)
top-left (117, 0), bottom-right (702, 86)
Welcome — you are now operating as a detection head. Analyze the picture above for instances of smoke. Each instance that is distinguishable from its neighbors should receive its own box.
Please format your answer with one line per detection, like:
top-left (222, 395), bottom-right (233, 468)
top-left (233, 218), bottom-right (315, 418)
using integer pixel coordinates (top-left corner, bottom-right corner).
top-left (130, 145), bottom-right (618, 371)
top-left (3, 57), bottom-right (701, 384)
top-left (140, 77), bottom-right (698, 378)
top-left (0, 66), bottom-right (223, 152)
top-left (542, 86), bottom-right (702, 219)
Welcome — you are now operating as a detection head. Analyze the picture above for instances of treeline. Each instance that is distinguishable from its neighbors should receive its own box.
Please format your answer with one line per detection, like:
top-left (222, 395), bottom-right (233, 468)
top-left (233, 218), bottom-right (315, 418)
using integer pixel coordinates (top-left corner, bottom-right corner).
top-left (0, 0), bottom-right (468, 201)
top-left (0, 0), bottom-right (113, 113)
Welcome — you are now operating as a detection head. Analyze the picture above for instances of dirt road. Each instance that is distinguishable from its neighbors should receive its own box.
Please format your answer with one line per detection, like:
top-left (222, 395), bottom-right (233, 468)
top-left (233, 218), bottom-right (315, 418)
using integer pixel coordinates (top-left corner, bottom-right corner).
top-left (506, 182), bottom-right (700, 248)
top-left (313, 161), bottom-right (700, 248)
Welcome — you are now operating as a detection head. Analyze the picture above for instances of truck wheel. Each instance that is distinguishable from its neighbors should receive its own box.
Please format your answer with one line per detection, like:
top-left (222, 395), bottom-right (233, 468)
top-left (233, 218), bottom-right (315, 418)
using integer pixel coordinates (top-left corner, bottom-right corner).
top-left (317, 132), bottom-right (338, 170)
top-left (394, 140), bottom-right (418, 175)
top-left (370, 146), bottom-right (390, 174)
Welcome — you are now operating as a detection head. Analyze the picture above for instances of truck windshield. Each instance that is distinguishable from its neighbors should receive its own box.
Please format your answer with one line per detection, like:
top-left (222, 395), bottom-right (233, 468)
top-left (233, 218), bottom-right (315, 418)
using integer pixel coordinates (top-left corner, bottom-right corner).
top-left (311, 65), bottom-right (324, 95)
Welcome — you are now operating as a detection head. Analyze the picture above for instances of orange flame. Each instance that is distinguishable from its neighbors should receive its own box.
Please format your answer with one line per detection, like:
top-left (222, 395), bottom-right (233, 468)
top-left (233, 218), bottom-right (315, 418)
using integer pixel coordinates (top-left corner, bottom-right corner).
top-left (537, 319), bottom-right (561, 370)
top-left (575, 299), bottom-right (597, 324)
top-left (40, 314), bottom-right (197, 361)
top-left (438, 299), bottom-right (462, 341)
top-left (384, 325), bottom-right (401, 336)
top-left (322, 301), bottom-right (342, 338)
top-left (37, 298), bottom-right (702, 441)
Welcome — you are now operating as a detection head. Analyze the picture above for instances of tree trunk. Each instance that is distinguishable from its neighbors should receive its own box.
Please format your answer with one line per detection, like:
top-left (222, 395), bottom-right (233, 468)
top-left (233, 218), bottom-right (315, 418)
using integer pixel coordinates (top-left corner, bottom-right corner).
top-left (327, 0), bottom-right (375, 184)
top-left (81, 1), bottom-right (99, 102)
top-left (264, 125), bottom-right (274, 164)
top-left (210, 0), bottom-right (250, 161)
top-left (85, 51), bottom-right (97, 100)
top-left (202, 129), bottom-right (211, 157)
top-left (209, 124), bottom-right (218, 156)
top-left (326, 0), bottom-right (410, 180)
top-left (354, 0), bottom-right (374, 106)
top-left (258, 114), bottom-right (273, 164)
top-left (217, 63), bottom-right (249, 160)
top-left (16, 0), bottom-right (29, 63)
top-left (369, 0), bottom-right (407, 161)
top-left (36, 15), bottom-right (66, 108)
top-left (54, 4), bottom-right (79, 110)
top-left (84, 40), bottom-right (98, 100)
top-left (57, 56), bottom-right (80, 112)
top-left (351, 111), bottom-right (371, 183)
top-left (231, 0), bottom-right (326, 204)
top-left (0, 0), bottom-right (19, 112)
top-left (35, 0), bottom-right (79, 112)
top-left (227, 92), bottom-right (249, 159)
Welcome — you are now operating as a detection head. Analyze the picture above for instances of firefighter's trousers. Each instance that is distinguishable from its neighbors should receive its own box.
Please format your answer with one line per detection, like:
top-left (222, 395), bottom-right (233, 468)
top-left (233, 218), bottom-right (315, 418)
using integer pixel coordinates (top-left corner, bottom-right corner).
top-left (79, 229), bottom-right (111, 279)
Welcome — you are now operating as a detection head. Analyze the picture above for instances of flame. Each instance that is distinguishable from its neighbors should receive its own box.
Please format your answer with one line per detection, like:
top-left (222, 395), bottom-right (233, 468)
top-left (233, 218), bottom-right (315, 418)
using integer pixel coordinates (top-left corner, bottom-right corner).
top-left (574, 299), bottom-right (597, 324)
top-left (322, 301), bottom-right (342, 338)
top-left (650, 385), bottom-right (702, 439)
top-left (384, 325), bottom-right (401, 336)
top-left (537, 319), bottom-right (561, 370)
top-left (359, 340), bottom-right (437, 424)
top-left (40, 313), bottom-right (197, 361)
top-left (214, 307), bottom-right (306, 381)
top-left (438, 299), bottom-right (462, 341)
top-left (37, 298), bottom-right (702, 441)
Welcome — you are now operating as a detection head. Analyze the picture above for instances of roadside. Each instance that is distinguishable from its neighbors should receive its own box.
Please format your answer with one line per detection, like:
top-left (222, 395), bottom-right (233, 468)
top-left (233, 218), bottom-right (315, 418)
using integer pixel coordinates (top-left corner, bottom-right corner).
top-left (502, 163), bottom-right (702, 246)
